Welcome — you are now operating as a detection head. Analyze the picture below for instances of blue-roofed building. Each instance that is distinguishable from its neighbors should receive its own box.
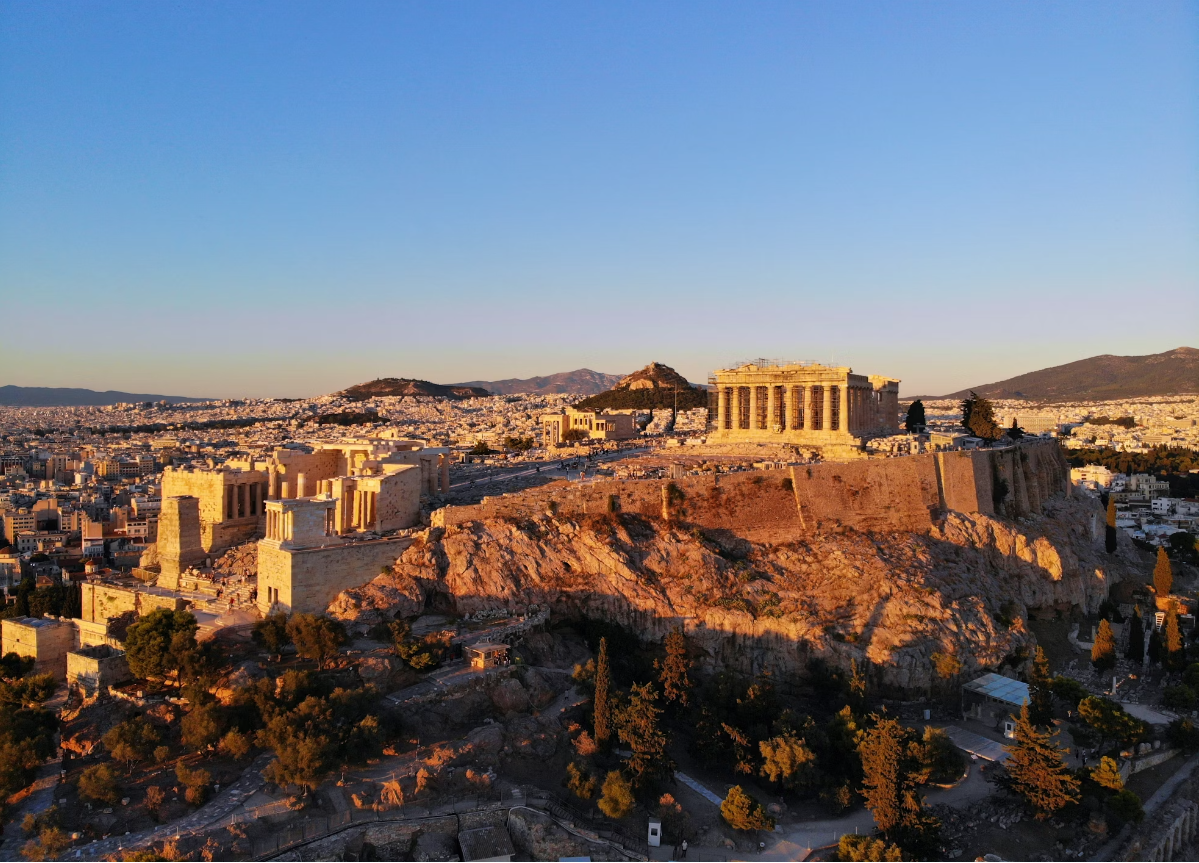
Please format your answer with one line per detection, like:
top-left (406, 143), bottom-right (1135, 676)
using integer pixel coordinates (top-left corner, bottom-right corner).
top-left (961, 672), bottom-right (1030, 737)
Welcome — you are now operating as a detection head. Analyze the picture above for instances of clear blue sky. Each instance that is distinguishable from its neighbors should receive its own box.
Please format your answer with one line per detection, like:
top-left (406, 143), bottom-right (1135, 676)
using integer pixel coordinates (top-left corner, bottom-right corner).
top-left (2, 2), bottom-right (1196, 398)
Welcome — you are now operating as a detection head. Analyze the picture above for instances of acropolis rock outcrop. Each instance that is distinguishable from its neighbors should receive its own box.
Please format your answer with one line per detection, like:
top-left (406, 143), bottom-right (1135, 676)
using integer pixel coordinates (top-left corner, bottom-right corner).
top-left (328, 442), bottom-right (1145, 692)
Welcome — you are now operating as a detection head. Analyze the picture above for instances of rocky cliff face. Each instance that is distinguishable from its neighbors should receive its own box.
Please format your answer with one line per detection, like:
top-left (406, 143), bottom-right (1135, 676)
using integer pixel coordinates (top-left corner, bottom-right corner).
top-left (329, 493), bottom-right (1145, 693)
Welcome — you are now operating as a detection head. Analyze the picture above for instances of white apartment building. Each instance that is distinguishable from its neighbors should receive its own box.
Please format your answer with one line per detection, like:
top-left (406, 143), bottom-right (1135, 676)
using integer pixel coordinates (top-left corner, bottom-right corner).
top-left (1071, 464), bottom-right (1115, 491)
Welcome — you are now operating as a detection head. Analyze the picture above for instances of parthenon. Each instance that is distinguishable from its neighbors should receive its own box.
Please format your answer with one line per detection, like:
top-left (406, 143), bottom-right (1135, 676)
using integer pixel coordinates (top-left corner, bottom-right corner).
top-left (706, 360), bottom-right (900, 449)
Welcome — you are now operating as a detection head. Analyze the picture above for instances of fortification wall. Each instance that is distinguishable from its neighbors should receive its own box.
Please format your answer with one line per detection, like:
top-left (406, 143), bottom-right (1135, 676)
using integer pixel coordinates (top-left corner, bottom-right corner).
top-left (258, 536), bottom-right (414, 615)
top-left (432, 441), bottom-right (1068, 539)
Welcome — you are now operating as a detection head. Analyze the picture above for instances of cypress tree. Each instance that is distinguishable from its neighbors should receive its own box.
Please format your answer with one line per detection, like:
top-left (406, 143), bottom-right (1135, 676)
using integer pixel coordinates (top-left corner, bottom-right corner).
top-left (1028, 646), bottom-right (1054, 727)
top-left (593, 636), bottom-right (612, 744)
top-left (904, 400), bottom-right (926, 433)
top-left (1003, 703), bottom-right (1080, 820)
top-left (1105, 498), bottom-right (1118, 554)
top-left (1125, 607), bottom-right (1145, 663)
top-left (1092, 619), bottom-right (1117, 671)
top-left (1165, 607), bottom-right (1186, 671)
top-left (1154, 547), bottom-right (1173, 598)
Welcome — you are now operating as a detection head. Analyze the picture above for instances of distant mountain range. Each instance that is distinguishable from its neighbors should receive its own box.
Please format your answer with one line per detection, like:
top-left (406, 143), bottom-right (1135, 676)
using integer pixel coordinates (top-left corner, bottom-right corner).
top-left (451, 368), bottom-right (623, 396)
top-left (339, 378), bottom-right (491, 400)
top-left (938, 347), bottom-right (1198, 402)
top-left (574, 362), bottom-right (709, 411)
top-left (0, 385), bottom-right (210, 407)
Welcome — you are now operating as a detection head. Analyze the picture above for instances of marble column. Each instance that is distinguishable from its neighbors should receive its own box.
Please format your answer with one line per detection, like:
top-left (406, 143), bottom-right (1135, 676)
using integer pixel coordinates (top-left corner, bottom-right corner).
top-left (767, 385), bottom-right (778, 431)
top-left (839, 384), bottom-right (849, 435)
top-left (748, 385), bottom-right (759, 430)
top-left (717, 387), bottom-right (728, 431)
top-left (805, 387), bottom-right (815, 431)
top-left (822, 385), bottom-right (832, 431)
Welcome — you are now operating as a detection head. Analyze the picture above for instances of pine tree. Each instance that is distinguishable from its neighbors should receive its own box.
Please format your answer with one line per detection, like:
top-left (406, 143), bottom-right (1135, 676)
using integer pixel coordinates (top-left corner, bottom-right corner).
top-left (1154, 547), bottom-right (1173, 598)
top-left (1105, 497), bottom-right (1118, 554)
top-left (1028, 646), bottom-right (1054, 727)
top-left (1092, 619), bottom-right (1117, 671)
top-left (593, 637), bottom-right (612, 744)
top-left (618, 682), bottom-right (672, 788)
top-left (1125, 607), bottom-right (1145, 663)
top-left (656, 627), bottom-right (692, 706)
top-left (858, 717), bottom-right (906, 834)
top-left (1003, 703), bottom-right (1080, 820)
top-left (960, 392), bottom-right (1002, 441)
top-left (857, 717), bottom-right (939, 853)
top-left (1165, 607), bottom-right (1186, 671)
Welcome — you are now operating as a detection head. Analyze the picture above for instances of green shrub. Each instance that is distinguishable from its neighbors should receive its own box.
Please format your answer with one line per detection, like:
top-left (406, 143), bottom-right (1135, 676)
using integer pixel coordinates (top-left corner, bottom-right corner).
top-left (77, 763), bottom-right (120, 805)
top-left (1163, 685), bottom-right (1196, 712)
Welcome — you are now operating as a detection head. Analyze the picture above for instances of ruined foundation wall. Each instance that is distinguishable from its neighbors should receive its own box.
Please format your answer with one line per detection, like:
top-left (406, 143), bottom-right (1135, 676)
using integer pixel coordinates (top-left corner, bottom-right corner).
top-left (80, 582), bottom-right (188, 625)
top-left (1, 618), bottom-right (75, 679)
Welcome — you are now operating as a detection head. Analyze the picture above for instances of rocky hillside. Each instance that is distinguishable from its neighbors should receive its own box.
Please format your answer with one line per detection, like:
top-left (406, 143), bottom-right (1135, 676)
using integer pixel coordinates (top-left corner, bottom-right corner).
top-left (339, 378), bottom-right (491, 400)
top-left (330, 495), bottom-right (1144, 693)
top-left (941, 346), bottom-right (1198, 401)
top-left (451, 368), bottom-right (623, 396)
top-left (572, 362), bottom-right (708, 411)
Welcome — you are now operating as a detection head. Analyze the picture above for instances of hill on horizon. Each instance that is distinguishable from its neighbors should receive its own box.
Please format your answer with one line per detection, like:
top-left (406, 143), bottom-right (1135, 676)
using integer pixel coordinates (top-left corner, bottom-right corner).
top-left (0, 385), bottom-right (210, 407)
top-left (573, 362), bottom-right (709, 411)
top-left (937, 347), bottom-right (1198, 402)
top-left (340, 378), bottom-right (491, 400)
top-left (451, 368), bottom-right (623, 396)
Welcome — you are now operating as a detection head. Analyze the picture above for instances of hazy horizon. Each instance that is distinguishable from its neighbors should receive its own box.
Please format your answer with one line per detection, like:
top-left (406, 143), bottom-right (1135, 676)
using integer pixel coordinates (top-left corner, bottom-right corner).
top-left (2, 2), bottom-right (1196, 399)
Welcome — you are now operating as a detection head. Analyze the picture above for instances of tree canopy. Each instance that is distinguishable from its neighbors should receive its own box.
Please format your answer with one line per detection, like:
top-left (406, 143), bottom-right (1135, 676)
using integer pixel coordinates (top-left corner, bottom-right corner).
top-left (593, 637), bottom-right (612, 745)
top-left (656, 627), bottom-right (692, 706)
top-left (123, 609), bottom-right (199, 681)
top-left (960, 392), bottom-right (1002, 441)
top-left (720, 785), bottom-right (775, 832)
top-left (1002, 703), bottom-right (1080, 819)
top-left (253, 611), bottom-right (291, 654)
top-left (904, 401), bottom-right (926, 433)
top-left (286, 614), bottom-right (346, 669)
top-left (1154, 546), bottom-right (1173, 597)
top-left (1028, 646), bottom-right (1054, 726)
top-left (857, 716), bottom-right (940, 854)
top-left (618, 682), bottom-right (672, 789)
top-left (597, 770), bottom-right (634, 819)
top-left (1092, 620), bottom-right (1117, 671)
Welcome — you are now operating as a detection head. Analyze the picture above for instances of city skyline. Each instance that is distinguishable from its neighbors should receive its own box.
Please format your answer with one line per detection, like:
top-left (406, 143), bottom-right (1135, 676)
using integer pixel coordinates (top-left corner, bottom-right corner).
top-left (2, 2), bottom-right (1196, 398)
